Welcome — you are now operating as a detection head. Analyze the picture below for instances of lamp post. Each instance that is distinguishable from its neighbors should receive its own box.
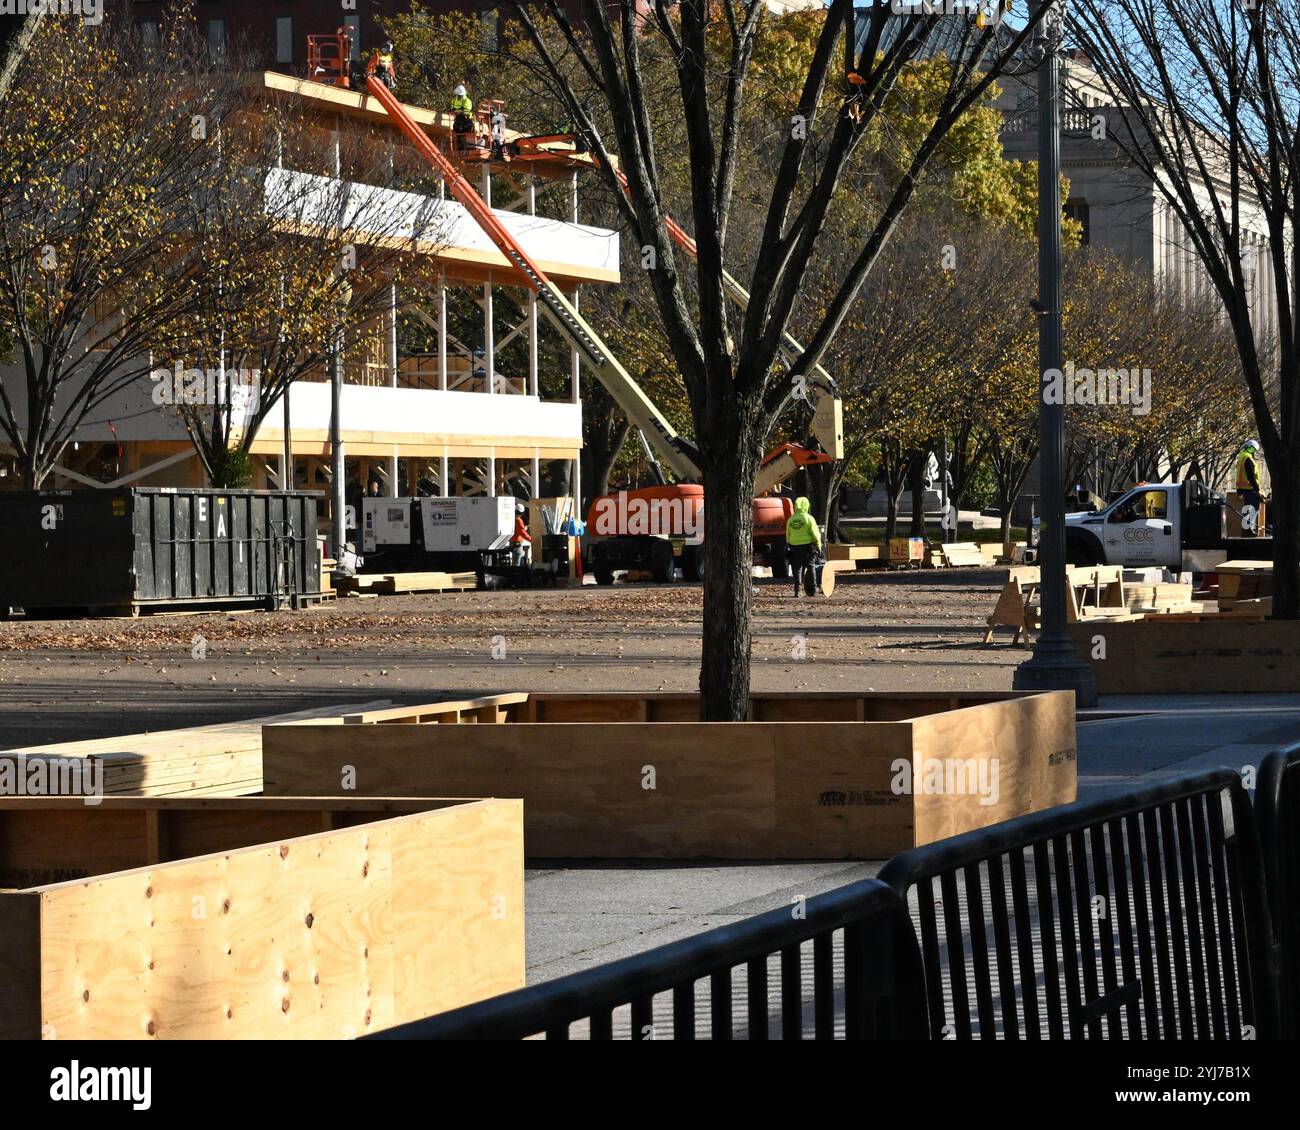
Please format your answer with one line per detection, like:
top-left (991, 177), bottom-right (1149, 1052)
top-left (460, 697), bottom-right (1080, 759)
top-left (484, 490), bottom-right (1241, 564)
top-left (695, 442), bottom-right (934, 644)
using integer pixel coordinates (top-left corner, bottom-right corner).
top-left (1013, 0), bottom-right (1098, 706)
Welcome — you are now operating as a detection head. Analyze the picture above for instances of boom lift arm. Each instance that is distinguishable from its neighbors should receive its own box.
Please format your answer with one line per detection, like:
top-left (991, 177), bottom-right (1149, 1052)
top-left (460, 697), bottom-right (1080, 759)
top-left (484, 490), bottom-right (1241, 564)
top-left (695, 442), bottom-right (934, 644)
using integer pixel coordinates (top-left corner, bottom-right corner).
top-left (513, 137), bottom-right (844, 464)
top-left (364, 76), bottom-right (701, 481)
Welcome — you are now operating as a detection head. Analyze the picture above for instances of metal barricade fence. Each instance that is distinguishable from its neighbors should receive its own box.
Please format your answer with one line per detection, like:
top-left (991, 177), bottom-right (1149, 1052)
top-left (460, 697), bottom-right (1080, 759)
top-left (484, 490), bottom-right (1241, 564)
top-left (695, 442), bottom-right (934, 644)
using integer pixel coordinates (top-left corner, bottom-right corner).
top-left (1256, 743), bottom-right (1300, 1038)
top-left (369, 878), bottom-right (929, 1040)
top-left (879, 769), bottom-right (1277, 1039)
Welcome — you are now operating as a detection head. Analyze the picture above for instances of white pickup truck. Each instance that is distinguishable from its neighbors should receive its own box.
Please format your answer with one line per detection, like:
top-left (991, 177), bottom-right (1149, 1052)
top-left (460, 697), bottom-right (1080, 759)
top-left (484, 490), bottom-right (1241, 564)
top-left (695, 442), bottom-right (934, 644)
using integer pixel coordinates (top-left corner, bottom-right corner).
top-left (1064, 481), bottom-right (1270, 573)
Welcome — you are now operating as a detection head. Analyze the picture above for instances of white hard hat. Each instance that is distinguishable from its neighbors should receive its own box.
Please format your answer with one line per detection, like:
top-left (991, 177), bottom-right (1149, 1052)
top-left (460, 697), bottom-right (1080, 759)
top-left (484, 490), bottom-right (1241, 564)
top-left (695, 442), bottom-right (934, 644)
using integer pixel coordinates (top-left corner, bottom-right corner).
top-left (1245, 438), bottom-right (1261, 451)
top-left (453, 84), bottom-right (467, 97)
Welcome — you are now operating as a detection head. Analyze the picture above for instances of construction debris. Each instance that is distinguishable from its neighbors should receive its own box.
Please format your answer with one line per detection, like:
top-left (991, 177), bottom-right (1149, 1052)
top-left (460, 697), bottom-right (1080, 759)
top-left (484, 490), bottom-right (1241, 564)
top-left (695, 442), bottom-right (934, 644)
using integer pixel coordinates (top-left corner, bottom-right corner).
top-left (1216, 560), bottom-right (1273, 611)
top-left (3, 702), bottom-right (393, 797)
top-left (983, 564), bottom-right (1204, 646)
top-left (335, 571), bottom-right (479, 596)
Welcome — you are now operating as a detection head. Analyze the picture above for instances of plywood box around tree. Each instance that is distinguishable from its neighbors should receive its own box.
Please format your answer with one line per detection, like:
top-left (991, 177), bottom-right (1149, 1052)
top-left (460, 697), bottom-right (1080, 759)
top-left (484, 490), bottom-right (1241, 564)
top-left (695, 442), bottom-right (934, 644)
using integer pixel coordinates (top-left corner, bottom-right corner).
top-left (262, 691), bottom-right (1077, 859)
top-left (0, 797), bottom-right (524, 1040)
top-left (1068, 619), bottom-right (1300, 694)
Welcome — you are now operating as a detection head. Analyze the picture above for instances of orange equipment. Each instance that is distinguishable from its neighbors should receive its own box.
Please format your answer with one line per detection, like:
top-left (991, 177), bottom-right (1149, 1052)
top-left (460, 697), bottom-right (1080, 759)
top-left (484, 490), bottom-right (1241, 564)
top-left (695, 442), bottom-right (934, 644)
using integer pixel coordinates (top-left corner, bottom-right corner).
top-left (307, 29), bottom-right (353, 88)
top-left (321, 70), bottom-right (839, 585)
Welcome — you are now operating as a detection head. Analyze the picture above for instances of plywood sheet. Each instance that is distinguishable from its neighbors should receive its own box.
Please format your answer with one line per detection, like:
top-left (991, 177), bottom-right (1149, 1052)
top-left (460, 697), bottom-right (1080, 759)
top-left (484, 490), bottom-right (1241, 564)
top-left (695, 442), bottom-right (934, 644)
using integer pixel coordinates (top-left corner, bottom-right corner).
top-left (4, 799), bottom-right (522, 1039)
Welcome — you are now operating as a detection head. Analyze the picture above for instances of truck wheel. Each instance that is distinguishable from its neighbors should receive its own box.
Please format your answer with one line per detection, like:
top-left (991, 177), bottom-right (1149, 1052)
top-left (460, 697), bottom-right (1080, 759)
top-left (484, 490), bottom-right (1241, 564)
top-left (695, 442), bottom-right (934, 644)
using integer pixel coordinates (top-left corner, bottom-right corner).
top-left (651, 540), bottom-right (675, 583)
top-left (594, 567), bottom-right (615, 586)
top-left (682, 545), bottom-right (705, 583)
top-left (1065, 537), bottom-right (1101, 567)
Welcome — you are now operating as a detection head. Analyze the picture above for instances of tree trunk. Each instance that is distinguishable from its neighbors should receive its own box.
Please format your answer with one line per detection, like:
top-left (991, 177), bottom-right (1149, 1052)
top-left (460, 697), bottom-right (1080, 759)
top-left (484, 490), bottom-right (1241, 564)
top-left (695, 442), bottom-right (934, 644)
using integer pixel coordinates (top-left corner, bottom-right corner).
top-left (581, 394), bottom-right (630, 513)
top-left (699, 418), bottom-right (758, 722)
top-left (806, 461), bottom-right (838, 542)
top-left (1271, 457), bottom-right (1299, 619)
top-left (907, 451), bottom-right (927, 539)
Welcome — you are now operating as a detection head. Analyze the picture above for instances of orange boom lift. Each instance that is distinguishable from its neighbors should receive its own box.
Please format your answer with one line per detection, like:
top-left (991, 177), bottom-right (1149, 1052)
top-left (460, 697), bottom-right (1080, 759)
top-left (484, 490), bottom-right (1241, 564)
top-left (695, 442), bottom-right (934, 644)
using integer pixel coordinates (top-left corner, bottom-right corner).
top-left (303, 42), bottom-right (841, 583)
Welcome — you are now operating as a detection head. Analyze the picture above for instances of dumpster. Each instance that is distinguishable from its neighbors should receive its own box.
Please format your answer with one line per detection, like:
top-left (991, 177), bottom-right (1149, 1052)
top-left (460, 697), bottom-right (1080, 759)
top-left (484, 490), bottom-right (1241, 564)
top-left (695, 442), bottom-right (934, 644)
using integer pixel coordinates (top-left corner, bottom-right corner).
top-left (0, 488), bottom-right (324, 616)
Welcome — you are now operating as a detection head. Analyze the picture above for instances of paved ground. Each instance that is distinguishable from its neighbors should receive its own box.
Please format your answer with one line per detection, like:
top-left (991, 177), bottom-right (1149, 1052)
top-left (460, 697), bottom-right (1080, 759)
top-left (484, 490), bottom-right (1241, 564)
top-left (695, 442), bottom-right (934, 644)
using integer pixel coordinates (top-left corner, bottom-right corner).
top-left (3, 567), bottom-right (1296, 988)
top-left (0, 567), bottom-right (1020, 747)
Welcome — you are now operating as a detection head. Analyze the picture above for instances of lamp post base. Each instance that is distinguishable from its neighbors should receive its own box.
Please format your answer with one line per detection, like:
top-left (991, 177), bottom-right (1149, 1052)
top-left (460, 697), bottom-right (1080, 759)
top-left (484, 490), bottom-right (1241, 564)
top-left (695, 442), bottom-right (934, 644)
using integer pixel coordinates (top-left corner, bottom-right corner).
top-left (1013, 635), bottom-right (1098, 706)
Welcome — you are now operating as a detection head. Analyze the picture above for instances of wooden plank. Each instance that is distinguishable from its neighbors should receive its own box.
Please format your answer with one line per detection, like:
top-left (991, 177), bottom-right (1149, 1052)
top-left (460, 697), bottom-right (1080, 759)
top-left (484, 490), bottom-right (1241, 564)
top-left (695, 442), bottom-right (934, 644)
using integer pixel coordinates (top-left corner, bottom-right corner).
top-left (1069, 620), bottom-right (1300, 693)
top-left (984, 567), bottom-right (1039, 645)
top-left (0, 797), bottom-right (474, 886)
top-left (267, 722), bottom-right (777, 856)
top-left (824, 544), bottom-right (881, 565)
top-left (4, 702), bottom-right (395, 800)
top-left (382, 571), bottom-right (479, 594)
top-left (391, 798), bottom-right (525, 1023)
top-left (341, 694), bottom-right (529, 726)
top-left (772, 722), bottom-right (915, 857)
top-left (908, 693), bottom-right (1076, 846)
top-left (11, 799), bottom-right (521, 1039)
top-left (819, 559), bottom-right (853, 597)
top-left (938, 542), bottom-right (985, 568)
top-left (262, 692), bottom-right (1071, 859)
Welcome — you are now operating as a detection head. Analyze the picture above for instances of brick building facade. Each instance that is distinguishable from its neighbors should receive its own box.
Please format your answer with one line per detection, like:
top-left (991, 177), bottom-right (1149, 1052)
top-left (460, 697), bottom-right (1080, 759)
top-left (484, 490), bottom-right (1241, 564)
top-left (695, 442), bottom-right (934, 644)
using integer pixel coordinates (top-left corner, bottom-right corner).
top-left (127, 1), bottom-right (517, 74)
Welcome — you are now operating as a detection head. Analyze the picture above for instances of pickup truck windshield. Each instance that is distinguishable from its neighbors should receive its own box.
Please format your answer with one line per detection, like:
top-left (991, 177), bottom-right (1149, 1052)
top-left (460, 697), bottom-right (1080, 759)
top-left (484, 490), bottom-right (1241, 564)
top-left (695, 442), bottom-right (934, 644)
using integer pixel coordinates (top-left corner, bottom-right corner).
top-left (1104, 488), bottom-right (1169, 523)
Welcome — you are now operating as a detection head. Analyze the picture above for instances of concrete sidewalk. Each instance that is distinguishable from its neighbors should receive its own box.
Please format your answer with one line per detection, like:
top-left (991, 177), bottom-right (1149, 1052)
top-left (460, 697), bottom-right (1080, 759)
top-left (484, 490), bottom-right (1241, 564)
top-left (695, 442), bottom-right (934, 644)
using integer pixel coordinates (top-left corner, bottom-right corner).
top-left (1078, 693), bottom-right (1300, 796)
top-left (524, 693), bottom-right (1300, 985)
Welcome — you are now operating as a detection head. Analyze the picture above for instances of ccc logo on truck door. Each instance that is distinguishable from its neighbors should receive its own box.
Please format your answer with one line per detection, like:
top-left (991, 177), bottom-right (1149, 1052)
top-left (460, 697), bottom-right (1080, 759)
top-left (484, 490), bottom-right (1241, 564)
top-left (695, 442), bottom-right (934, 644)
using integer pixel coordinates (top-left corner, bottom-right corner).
top-left (1122, 528), bottom-right (1155, 543)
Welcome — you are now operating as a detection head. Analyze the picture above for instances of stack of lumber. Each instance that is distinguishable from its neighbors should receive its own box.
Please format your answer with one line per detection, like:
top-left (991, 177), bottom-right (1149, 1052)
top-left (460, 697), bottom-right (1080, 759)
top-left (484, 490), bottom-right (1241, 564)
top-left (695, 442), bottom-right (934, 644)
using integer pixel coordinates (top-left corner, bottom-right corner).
top-left (824, 544), bottom-right (882, 569)
top-left (1119, 581), bottom-right (1197, 614)
top-left (336, 571), bottom-right (478, 596)
top-left (3, 701), bottom-right (393, 798)
top-left (984, 564), bottom-right (1148, 646)
top-left (928, 541), bottom-right (985, 568)
top-left (1217, 560), bottom-right (1273, 611)
top-left (1145, 608), bottom-right (1268, 622)
top-left (979, 542), bottom-right (1028, 566)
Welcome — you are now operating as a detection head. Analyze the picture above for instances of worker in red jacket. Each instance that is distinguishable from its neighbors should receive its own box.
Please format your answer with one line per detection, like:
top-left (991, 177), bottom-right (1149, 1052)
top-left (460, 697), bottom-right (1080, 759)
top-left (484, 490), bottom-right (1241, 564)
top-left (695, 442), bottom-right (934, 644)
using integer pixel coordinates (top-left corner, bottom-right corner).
top-left (511, 503), bottom-right (532, 566)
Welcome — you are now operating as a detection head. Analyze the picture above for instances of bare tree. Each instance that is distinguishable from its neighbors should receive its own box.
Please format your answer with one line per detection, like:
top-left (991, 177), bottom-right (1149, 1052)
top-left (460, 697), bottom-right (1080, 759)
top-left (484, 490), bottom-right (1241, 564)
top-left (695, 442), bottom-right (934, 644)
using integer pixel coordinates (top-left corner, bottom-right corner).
top-left (162, 99), bottom-right (447, 485)
top-left (1070, 0), bottom-right (1299, 616)
top-left (511, 1), bottom-right (1051, 719)
top-left (0, 17), bottom-right (248, 488)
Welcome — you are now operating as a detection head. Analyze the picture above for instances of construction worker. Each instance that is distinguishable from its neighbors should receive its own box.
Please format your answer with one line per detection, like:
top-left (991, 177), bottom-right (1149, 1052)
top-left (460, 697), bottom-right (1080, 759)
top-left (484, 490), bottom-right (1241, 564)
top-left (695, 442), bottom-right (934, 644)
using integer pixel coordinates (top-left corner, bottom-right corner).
top-left (1236, 439), bottom-right (1263, 535)
top-left (785, 497), bottom-right (822, 597)
top-left (490, 106), bottom-right (507, 160)
top-left (511, 503), bottom-right (532, 566)
top-left (367, 40), bottom-right (397, 90)
top-left (451, 83), bottom-right (474, 135)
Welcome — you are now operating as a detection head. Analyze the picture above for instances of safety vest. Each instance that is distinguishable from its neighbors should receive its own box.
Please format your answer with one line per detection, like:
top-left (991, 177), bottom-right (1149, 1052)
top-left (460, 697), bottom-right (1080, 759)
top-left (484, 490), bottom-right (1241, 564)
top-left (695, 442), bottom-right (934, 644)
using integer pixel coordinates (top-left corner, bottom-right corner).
top-left (786, 512), bottom-right (820, 547)
top-left (1236, 450), bottom-right (1258, 491)
top-left (376, 52), bottom-right (394, 70)
top-left (451, 93), bottom-right (473, 114)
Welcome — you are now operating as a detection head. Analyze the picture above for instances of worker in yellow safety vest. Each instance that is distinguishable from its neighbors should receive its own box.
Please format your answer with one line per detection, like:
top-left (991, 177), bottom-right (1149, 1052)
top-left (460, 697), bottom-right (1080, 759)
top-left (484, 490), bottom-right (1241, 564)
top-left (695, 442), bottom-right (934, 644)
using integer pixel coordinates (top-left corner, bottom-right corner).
top-left (367, 40), bottom-right (397, 90)
top-left (785, 497), bottom-right (822, 597)
top-left (451, 83), bottom-right (474, 134)
top-left (1236, 439), bottom-right (1263, 535)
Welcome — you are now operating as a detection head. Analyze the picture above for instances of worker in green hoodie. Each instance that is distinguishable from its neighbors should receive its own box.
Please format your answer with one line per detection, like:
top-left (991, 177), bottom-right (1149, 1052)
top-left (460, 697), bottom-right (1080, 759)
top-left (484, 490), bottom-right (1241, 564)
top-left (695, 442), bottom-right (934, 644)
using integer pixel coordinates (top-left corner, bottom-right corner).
top-left (785, 496), bottom-right (822, 597)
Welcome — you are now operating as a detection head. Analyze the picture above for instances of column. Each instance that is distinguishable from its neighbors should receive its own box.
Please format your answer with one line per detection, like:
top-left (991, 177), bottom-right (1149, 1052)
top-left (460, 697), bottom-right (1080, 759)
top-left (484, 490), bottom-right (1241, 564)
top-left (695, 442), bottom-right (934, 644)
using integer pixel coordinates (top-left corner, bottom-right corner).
top-left (528, 177), bottom-right (539, 397)
top-left (387, 282), bottom-right (399, 494)
top-left (484, 277), bottom-right (495, 395)
top-left (569, 171), bottom-right (580, 401)
top-left (438, 271), bottom-right (448, 391)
